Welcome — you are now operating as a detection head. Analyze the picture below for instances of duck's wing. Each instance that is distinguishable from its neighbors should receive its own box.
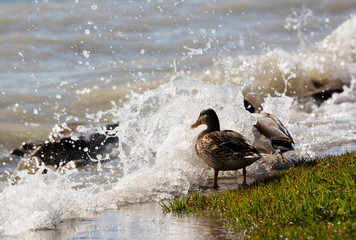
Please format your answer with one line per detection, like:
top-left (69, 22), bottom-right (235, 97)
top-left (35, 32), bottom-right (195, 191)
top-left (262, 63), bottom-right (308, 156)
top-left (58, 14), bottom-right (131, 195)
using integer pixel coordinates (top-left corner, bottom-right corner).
top-left (211, 130), bottom-right (260, 157)
top-left (253, 113), bottom-right (294, 144)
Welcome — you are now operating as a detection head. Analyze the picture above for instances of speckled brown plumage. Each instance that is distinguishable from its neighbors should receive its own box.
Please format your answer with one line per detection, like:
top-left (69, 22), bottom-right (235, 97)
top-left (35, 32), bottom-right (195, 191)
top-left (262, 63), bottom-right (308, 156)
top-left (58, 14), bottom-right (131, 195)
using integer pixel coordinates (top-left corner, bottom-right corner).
top-left (191, 109), bottom-right (261, 188)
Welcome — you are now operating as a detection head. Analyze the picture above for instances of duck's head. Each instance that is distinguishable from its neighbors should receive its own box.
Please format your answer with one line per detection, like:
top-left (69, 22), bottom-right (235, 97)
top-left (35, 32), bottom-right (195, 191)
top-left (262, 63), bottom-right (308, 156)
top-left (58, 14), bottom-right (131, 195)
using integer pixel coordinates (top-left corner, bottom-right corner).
top-left (244, 100), bottom-right (256, 113)
top-left (191, 108), bottom-right (220, 131)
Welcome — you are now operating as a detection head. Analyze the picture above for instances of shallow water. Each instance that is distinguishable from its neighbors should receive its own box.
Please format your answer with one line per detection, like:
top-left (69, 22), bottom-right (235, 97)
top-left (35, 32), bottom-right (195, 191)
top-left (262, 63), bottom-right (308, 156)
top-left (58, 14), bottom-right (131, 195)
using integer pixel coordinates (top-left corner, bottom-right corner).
top-left (4, 203), bottom-right (235, 240)
top-left (0, 0), bottom-right (356, 238)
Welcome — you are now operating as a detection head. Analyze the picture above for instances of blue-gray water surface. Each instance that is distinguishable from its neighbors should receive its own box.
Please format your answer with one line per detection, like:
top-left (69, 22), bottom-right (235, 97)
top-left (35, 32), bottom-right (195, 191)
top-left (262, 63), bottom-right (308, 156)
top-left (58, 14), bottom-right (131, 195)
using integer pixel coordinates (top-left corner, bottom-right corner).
top-left (0, 0), bottom-right (356, 238)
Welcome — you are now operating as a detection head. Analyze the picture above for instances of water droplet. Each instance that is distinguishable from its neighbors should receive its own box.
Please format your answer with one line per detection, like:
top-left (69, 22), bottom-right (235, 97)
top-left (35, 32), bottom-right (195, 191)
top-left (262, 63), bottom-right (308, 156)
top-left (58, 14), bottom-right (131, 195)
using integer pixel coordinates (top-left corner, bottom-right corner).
top-left (82, 50), bottom-right (90, 58)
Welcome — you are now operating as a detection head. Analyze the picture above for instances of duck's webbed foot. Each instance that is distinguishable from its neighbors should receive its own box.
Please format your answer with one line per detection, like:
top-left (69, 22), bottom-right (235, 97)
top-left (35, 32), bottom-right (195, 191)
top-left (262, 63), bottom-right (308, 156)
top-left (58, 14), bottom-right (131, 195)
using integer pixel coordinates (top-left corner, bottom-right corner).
top-left (238, 183), bottom-right (248, 189)
top-left (278, 153), bottom-right (287, 162)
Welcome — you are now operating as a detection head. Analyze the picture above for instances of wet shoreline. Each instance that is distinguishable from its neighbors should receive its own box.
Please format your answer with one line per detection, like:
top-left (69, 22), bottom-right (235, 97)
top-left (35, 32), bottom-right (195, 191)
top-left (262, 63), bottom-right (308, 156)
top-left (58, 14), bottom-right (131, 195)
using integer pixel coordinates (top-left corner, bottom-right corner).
top-left (1, 1), bottom-right (356, 236)
top-left (7, 202), bottom-right (235, 240)
top-left (1, 146), bottom-right (354, 239)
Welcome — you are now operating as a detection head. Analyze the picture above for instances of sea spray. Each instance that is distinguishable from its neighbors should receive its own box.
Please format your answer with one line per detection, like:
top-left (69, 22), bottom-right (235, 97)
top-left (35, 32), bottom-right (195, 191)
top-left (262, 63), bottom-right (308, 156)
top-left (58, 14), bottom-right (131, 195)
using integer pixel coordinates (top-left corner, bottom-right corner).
top-left (1, 9), bottom-right (356, 237)
top-left (0, 169), bottom-right (95, 235)
top-left (194, 15), bottom-right (356, 107)
top-left (261, 96), bottom-right (294, 126)
top-left (1, 53), bottom-right (354, 236)
top-left (0, 76), bottom-right (276, 234)
top-left (2, 67), bottom-right (352, 234)
top-left (288, 79), bottom-right (356, 157)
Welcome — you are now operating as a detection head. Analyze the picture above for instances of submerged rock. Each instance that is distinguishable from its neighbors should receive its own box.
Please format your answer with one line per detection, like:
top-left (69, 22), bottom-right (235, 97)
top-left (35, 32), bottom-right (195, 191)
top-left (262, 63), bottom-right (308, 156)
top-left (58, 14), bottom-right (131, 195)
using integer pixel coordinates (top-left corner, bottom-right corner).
top-left (11, 122), bottom-right (119, 172)
top-left (295, 88), bottom-right (344, 112)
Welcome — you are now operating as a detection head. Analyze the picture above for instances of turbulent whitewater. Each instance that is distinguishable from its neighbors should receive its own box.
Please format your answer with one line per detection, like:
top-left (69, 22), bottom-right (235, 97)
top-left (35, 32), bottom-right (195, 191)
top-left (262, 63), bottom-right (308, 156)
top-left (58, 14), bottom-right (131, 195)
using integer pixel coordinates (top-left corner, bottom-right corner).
top-left (0, 0), bottom-right (355, 236)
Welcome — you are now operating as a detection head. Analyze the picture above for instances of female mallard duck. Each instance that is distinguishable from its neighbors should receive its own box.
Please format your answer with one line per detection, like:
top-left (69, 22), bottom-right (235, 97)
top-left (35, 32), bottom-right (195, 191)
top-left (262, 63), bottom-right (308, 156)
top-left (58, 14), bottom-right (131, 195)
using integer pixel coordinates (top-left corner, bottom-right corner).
top-left (191, 108), bottom-right (261, 189)
top-left (244, 100), bottom-right (294, 159)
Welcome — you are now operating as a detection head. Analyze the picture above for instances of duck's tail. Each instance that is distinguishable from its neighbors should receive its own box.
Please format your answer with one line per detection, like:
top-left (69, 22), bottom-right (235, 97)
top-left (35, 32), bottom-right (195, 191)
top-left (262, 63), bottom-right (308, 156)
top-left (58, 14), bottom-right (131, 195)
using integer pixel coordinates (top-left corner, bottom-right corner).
top-left (271, 140), bottom-right (294, 152)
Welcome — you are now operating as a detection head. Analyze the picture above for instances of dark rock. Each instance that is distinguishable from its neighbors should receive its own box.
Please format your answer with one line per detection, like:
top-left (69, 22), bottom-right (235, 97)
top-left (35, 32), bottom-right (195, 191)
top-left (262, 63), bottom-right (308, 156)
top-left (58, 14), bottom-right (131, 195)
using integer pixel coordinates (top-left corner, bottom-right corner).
top-left (11, 122), bottom-right (119, 171)
top-left (11, 141), bottom-right (44, 157)
top-left (310, 88), bottom-right (344, 103)
top-left (10, 148), bottom-right (26, 157)
top-left (22, 141), bottom-right (44, 151)
top-left (295, 88), bottom-right (344, 112)
top-left (31, 131), bottom-right (118, 166)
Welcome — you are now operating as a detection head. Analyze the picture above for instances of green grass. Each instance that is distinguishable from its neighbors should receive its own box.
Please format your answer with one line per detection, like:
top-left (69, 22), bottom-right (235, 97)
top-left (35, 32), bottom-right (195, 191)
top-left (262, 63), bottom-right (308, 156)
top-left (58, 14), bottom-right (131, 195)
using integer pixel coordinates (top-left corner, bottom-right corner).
top-left (161, 152), bottom-right (356, 239)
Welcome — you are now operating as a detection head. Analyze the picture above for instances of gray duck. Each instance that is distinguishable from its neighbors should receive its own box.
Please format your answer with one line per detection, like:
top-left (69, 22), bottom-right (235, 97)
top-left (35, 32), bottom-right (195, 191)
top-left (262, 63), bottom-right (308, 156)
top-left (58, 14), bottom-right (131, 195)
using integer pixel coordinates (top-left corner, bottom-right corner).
top-left (244, 100), bottom-right (294, 159)
top-left (191, 108), bottom-right (261, 189)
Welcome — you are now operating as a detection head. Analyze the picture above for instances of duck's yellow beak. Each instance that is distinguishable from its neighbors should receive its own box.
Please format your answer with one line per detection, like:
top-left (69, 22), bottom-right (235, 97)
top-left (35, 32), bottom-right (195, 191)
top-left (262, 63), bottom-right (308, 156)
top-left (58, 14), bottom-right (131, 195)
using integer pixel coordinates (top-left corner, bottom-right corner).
top-left (191, 120), bottom-right (201, 129)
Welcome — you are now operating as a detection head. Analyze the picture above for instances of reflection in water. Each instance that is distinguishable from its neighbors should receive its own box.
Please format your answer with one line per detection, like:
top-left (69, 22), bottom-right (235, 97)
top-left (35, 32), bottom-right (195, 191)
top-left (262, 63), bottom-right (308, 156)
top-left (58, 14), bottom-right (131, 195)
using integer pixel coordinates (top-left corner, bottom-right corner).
top-left (11, 203), bottom-right (236, 240)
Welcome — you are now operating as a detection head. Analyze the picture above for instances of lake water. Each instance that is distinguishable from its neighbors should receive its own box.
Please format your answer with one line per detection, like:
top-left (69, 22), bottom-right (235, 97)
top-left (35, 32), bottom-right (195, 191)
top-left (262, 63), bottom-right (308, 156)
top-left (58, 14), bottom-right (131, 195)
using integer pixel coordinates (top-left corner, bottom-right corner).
top-left (0, 0), bottom-right (355, 238)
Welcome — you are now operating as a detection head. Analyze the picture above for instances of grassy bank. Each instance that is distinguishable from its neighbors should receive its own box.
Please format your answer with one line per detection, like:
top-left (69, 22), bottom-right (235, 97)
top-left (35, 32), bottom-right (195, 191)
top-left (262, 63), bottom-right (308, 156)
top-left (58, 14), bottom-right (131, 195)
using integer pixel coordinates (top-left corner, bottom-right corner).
top-left (161, 152), bottom-right (356, 239)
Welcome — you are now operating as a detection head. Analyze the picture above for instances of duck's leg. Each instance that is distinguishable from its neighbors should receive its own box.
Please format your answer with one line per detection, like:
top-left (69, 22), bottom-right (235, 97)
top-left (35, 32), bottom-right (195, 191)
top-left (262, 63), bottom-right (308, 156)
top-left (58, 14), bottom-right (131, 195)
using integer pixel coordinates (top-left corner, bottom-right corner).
top-left (242, 167), bottom-right (247, 186)
top-left (279, 153), bottom-right (286, 162)
top-left (213, 169), bottom-right (219, 189)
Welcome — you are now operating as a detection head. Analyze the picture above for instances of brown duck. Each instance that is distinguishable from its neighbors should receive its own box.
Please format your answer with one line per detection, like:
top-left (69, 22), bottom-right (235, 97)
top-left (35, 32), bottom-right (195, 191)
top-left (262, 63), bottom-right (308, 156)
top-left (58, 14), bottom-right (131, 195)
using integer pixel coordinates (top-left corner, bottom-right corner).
top-left (191, 109), bottom-right (261, 189)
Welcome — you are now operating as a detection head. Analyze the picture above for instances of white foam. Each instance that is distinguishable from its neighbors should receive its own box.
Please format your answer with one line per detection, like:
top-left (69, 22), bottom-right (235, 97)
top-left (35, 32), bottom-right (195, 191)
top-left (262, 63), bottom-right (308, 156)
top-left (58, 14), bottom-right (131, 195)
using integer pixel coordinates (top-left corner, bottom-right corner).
top-left (198, 15), bottom-right (356, 107)
top-left (2, 14), bottom-right (356, 237)
top-left (288, 78), bottom-right (356, 158)
top-left (0, 76), bottom-right (262, 235)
